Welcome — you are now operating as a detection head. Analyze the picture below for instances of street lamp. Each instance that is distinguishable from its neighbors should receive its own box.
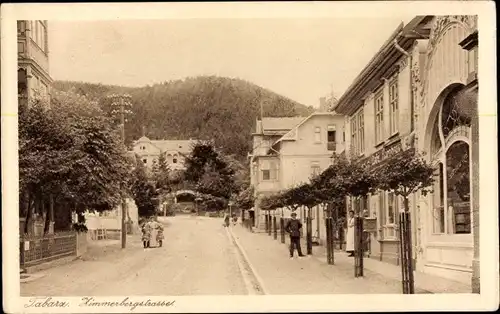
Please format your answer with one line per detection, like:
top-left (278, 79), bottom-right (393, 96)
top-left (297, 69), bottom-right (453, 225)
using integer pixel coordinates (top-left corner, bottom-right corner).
top-left (108, 93), bottom-right (133, 249)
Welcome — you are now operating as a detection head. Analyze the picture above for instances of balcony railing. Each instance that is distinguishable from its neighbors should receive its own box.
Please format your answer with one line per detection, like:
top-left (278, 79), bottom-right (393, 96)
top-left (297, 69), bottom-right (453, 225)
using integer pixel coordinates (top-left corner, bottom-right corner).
top-left (327, 141), bottom-right (336, 152)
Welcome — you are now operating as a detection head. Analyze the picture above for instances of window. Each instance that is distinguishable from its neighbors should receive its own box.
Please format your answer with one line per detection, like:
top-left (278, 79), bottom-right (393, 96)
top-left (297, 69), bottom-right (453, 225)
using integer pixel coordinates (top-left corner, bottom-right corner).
top-left (30, 21), bottom-right (46, 52)
top-left (374, 91), bottom-right (384, 143)
top-left (262, 169), bottom-right (271, 181)
top-left (142, 159), bottom-right (147, 164)
top-left (432, 163), bottom-right (445, 233)
top-left (468, 47), bottom-right (477, 74)
top-left (17, 21), bottom-right (26, 35)
top-left (327, 126), bottom-right (336, 151)
top-left (261, 159), bottom-right (278, 181)
top-left (430, 88), bottom-right (473, 235)
top-left (381, 191), bottom-right (399, 239)
top-left (351, 108), bottom-right (365, 155)
top-left (314, 127), bottom-right (321, 143)
top-left (310, 161), bottom-right (321, 177)
top-left (18, 42), bottom-right (25, 54)
top-left (343, 131), bottom-right (345, 142)
top-left (173, 158), bottom-right (178, 164)
top-left (389, 79), bottom-right (399, 135)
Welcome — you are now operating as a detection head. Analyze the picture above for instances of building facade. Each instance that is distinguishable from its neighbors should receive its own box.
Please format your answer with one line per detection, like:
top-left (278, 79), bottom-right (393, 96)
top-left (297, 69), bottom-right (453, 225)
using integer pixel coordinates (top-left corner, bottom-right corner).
top-left (17, 20), bottom-right (52, 107)
top-left (271, 112), bottom-right (345, 243)
top-left (249, 117), bottom-right (305, 230)
top-left (132, 136), bottom-right (197, 171)
top-left (334, 15), bottom-right (478, 288)
top-left (249, 113), bottom-right (345, 237)
top-left (414, 15), bottom-right (478, 288)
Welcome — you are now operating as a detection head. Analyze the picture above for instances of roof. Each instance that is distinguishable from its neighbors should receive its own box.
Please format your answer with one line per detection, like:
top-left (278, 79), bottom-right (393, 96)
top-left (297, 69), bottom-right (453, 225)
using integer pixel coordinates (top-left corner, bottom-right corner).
top-left (261, 117), bottom-right (306, 131)
top-left (134, 136), bottom-right (196, 154)
top-left (272, 112), bottom-right (339, 147)
top-left (334, 16), bottom-right (432, 115)
top-left (333, 22), bottom-right (405, 114)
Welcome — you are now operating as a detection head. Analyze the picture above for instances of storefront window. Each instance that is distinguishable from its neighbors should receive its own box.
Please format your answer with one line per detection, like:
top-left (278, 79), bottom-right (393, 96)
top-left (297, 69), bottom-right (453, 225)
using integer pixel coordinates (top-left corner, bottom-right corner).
top-left (430, 87), bottom-right (473, 235)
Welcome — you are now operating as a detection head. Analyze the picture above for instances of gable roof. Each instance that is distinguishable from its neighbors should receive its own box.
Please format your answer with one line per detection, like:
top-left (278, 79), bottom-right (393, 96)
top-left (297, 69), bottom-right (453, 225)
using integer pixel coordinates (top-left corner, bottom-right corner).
top-left (272, 112), bottom-right (339, 147)
top-left (261, 117), bottom-right (306, 132)
top-left (134, 136), bottom-right (196, 154)
top-left (151, 140), bottom-right (196, 154)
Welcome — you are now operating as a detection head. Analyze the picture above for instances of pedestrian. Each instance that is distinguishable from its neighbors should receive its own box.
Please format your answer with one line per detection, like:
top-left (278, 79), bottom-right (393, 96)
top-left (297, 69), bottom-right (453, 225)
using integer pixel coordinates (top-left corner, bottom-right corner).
top-left (346, 210), bottom-right (355, 257)
top-left (285, 212), bottom-right (305, 259)
top-left (224, 212), bottom-right (230, 227)
top-left (141, 218), bottom-right (152, 248)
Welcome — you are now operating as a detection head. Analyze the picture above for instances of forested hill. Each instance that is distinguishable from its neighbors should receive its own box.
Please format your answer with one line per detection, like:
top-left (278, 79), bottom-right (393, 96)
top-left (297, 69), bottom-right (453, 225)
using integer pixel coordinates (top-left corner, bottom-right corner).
top-left (53, 76), bottom-right (315, 161)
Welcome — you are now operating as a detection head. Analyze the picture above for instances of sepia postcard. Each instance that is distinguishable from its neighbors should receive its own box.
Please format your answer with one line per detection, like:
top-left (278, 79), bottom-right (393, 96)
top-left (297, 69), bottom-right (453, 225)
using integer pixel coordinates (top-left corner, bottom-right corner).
top-left (1, 1), bottom-right (498, 313)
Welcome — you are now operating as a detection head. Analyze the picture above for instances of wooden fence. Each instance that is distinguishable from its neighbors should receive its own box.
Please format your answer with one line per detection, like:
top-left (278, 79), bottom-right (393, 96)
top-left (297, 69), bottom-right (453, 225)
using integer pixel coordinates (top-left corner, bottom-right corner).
top-left (20, 231), bottom-right (77, 268)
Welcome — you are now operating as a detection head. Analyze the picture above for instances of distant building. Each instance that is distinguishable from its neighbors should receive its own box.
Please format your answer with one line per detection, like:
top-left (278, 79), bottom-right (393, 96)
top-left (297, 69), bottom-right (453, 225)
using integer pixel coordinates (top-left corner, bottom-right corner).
top-left (17, 20), bottom-right (52, 107)
top-left (132, 136), bottom-right (197, 171)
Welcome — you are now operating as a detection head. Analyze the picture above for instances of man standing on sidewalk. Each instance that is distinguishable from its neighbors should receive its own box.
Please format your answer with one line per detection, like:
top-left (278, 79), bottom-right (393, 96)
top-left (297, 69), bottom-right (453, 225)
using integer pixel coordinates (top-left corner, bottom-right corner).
top-left (285, 212), bottom-right (305, 259)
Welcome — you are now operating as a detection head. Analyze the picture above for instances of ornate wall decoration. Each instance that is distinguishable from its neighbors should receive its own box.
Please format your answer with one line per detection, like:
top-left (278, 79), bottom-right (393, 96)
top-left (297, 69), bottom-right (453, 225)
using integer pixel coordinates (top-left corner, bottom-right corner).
top-left (397, 55), bottom-right (409, 71)
top-left (427, 15), bottom-right (476, 60)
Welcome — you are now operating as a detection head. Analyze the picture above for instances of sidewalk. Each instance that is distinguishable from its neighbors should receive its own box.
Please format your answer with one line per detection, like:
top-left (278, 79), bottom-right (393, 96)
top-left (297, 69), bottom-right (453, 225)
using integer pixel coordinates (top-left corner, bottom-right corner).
top-left (230, 225), bottom-right (471, 294)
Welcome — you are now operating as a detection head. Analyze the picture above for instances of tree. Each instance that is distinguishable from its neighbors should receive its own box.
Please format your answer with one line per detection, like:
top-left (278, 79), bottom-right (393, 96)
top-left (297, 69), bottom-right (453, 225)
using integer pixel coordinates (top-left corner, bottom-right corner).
top-left (235, 185), bottom-right (255, 211)
top-left (151, 152), bottom-right (171, 195)
top-left (130, 155), bottom-right (159, 217)
top-left (184, 142), bottom-right (238, 212)
top-left (374, 147), bottom-right (435, 294)
top-left (19, 91), bottom-right (133, 234)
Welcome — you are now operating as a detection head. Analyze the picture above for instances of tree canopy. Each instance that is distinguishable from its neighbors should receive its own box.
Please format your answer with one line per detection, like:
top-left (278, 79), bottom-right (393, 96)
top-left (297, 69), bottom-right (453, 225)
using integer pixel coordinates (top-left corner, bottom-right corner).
top-left (19, 91), bottom-right (133, 216)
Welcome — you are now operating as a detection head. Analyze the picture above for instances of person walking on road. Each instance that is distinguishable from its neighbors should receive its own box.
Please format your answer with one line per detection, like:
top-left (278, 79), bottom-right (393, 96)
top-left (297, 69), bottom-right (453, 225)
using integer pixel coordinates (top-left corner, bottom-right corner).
top-left (224, 212), bottom-right (230, 227)
top-left (346, 210), bottom-right (355, 257)
top-left (285, 212), bottom-right (305, 259)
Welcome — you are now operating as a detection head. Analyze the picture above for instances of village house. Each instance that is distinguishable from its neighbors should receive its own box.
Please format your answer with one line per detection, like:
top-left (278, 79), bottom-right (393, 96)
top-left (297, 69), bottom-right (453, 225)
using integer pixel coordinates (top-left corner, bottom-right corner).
top-left (132, 136), bottom-right (197, 171)
top-left (249, 108), bottom-right (346, 238)
top-left (333, 15), bottom-right (478, 289)
top-left (269, 110), bottom-right (345, 243)
top-left (249, 116), bottom-right (306, 230)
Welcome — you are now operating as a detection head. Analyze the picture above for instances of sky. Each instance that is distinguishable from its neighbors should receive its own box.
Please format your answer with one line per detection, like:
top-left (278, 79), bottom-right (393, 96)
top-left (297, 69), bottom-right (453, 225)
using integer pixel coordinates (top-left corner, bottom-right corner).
top-left (48, 17), bottom-right (415, 107)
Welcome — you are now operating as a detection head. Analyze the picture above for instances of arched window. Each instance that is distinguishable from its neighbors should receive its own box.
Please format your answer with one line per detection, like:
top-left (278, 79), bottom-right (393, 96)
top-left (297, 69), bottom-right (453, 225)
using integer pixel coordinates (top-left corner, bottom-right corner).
top-left (430, 86), bottom-right (472, 235)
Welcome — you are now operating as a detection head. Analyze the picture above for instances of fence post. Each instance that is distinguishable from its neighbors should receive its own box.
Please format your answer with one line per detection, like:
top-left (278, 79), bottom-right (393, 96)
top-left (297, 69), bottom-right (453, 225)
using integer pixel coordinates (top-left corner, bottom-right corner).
top-left (306, 210), bottom-right (313, 255)
top-left (273, 215), bottom-right (277, 240)
top-left (406, 210), bottom-right (415, 294)
top-left (399, 210), bottom-right (415, 294)
top-left (267, 211), bottom-right (272, 236)
top-left (354, 216), bottom-right (364, 277)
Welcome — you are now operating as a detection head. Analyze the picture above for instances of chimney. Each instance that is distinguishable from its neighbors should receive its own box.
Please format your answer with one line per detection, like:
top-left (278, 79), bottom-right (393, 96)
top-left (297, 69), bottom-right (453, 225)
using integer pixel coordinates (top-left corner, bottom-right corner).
top-left (319, 97), bottom-right (327, 112)
top-left (256, 118), bottom-right (263, 134)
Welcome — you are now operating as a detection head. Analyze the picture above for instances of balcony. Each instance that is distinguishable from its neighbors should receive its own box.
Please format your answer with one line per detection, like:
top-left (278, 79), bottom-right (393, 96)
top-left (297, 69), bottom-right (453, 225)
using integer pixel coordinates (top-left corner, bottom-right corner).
top-left (327, 141), bottom-right (336, 152)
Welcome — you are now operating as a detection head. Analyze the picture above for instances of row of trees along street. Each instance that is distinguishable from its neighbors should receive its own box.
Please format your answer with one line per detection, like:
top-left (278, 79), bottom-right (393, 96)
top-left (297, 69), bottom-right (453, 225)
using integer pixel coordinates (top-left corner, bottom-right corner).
top-left (258, 147), bottom-right (435, 294)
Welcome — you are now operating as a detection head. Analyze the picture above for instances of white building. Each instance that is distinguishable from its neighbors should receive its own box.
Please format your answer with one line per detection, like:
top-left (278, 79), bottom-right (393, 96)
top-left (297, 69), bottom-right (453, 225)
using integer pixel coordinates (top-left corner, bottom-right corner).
top-left (249, 112), bottom-right (346, 238)
top-left (132, 136), bottom-right (197, 171)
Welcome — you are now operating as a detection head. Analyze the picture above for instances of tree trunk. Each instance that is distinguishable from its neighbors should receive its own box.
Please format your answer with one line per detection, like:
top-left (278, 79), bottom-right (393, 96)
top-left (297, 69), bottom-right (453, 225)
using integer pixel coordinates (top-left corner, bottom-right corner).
top-left (306, 207), bottom-right (313, 255)
top-left (24, 192), bottom-right (33, 234)
top-left (43, 198), bottom-right (51, 235)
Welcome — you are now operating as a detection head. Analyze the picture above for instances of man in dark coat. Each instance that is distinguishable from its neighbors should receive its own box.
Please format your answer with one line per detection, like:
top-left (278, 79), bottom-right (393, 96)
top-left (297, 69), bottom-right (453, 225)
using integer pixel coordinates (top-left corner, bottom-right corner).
top-left (285, 212), bottom-right (305, 258)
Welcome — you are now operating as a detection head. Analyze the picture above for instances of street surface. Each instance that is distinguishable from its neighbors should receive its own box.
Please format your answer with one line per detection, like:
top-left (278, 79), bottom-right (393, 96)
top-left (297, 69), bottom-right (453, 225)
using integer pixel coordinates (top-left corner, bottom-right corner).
top-left (21, 216), bottom-right (249, 296)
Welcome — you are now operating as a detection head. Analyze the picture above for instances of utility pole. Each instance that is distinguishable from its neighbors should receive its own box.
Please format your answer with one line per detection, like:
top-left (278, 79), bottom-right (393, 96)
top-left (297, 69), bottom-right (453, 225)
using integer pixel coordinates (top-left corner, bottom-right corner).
top-left (109, 94), bottom-right (133, 249)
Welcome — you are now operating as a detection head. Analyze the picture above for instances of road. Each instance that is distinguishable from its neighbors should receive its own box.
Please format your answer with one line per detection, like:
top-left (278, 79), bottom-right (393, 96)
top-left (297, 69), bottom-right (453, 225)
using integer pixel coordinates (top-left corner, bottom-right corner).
top-left (21, 216), bottom-right (250, 296)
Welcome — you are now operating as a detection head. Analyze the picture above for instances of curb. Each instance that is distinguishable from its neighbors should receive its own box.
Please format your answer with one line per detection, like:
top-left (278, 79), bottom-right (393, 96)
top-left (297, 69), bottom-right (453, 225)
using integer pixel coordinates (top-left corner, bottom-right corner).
top-left (227, 227), bottom-right (270, 295)
top-left (20, 273), bottom-right (47, 283)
